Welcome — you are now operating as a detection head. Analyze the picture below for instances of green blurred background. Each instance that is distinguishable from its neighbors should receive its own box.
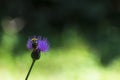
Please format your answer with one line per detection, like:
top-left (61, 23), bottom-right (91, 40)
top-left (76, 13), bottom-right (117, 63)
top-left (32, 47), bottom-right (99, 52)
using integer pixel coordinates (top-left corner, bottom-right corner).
top-left (0, 0), bottom-right (120, 80)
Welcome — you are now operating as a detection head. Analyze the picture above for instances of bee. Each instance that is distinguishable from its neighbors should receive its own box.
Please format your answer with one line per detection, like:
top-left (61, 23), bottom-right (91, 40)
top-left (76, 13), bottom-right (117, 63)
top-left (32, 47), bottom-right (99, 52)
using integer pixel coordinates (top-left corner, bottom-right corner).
top-left (31, 37), bottom-right (38, 49)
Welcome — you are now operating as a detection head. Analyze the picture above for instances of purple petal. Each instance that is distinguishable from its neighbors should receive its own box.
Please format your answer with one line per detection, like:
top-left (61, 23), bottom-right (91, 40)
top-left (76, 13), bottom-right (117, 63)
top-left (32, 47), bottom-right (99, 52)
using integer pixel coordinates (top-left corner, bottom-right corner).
top-left (37, 39), bottom-right (49, 52)
top-left (27, 38), bottom-right (32, 49)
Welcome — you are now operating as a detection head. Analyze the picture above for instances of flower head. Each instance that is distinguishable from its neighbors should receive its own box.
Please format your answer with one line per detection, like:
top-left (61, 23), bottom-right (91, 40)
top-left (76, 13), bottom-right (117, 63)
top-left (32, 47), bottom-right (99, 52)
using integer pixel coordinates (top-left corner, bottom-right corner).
top-left (27, 36), bottom-right (49, 52)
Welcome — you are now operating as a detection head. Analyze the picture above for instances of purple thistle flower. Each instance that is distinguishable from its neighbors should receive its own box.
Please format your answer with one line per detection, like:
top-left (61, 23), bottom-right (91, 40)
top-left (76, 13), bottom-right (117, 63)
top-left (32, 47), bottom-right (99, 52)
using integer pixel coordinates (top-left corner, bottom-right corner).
top-left (27, 36), bottom-right (49, 52)
top-left (25, 36), bottom-right (49, 80)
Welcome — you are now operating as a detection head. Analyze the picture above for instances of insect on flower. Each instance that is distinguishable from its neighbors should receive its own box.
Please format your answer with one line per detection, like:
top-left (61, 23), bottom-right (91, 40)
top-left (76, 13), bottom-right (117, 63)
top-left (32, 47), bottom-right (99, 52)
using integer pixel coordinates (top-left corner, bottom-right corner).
top-left (27, 36), bottom-right (49, 52)
top-left (27, 36), bottom-right (49, 60)
top-left (25, 36), bottom-right (49, 80)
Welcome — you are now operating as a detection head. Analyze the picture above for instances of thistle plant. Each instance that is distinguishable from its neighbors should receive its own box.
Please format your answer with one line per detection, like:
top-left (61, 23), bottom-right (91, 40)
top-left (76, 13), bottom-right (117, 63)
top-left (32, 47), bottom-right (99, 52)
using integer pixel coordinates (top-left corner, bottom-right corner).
top-left (25, 36), bottom-right (49, 80)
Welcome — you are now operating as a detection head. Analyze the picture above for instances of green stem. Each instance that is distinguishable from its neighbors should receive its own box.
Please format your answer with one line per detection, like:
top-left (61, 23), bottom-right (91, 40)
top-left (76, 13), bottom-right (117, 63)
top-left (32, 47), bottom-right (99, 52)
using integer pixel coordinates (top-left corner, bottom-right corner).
top-left (25, 59), bottom-right (36, 80)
